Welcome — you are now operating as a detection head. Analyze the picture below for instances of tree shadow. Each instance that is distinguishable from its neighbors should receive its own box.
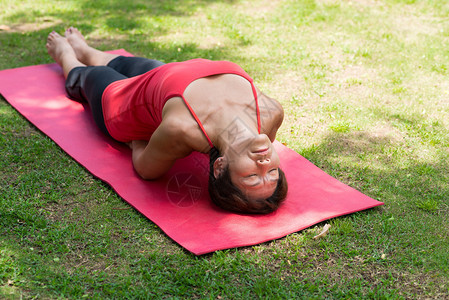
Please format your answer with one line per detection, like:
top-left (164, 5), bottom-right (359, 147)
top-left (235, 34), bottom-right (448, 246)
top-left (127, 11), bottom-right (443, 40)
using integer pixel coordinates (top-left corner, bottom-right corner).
top-left (1, 0), bottom-right (254, 69)
top-left (2, 0), bottom-right (237, 23)
top-left (1, 0), bottom-right (237, 40)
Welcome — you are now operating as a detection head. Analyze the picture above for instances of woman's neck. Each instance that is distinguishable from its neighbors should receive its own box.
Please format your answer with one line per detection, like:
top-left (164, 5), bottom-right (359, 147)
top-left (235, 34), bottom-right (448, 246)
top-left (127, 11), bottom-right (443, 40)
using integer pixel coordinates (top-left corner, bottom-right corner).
top-left (213, 115), bottom-right (259, 156)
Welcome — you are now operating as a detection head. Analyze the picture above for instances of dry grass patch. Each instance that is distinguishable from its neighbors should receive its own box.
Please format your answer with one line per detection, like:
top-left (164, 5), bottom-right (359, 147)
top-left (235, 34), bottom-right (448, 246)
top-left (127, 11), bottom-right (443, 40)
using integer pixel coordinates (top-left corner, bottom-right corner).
top-left (0, 17), bottom-right (62, 33)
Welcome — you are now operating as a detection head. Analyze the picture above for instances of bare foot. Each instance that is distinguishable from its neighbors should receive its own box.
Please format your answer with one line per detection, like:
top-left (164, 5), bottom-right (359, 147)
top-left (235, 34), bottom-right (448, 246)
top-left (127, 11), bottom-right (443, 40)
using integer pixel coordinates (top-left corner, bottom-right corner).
top-left (65, 26), bottom-right (90, 64)
top-left (46, 30), bottom-right (85, 78)
top-left (46, 31), bottom-right (76, 66)
top-left (65, 26), bottom-right (118, 66)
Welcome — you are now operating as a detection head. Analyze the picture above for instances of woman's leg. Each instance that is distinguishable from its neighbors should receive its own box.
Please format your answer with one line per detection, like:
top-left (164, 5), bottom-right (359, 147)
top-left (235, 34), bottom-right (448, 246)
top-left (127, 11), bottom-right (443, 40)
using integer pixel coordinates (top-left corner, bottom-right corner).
top-left (46, 30), bottom-right (123, 138)
top-left (65, 27), bottom-right (165, 77)
top-left (48, 27), bottom-right (164, 138)
top-left (65, 27), bottom-right (119, 67)
top-left (65, 66), bottom-right (126, 137)
top-left (107, 56), bottom-right (165, 77)
top-left (46, 31), bottom-right (85, 78)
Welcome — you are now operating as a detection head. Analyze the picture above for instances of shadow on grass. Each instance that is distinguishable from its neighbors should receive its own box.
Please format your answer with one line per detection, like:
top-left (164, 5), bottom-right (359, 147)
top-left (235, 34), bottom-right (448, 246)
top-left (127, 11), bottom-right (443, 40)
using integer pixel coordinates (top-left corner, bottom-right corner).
top-left (0, 27), bottom-right (253, 71)
top-left (297, 110), bottom-right (449, 275)
top-left (302, 126), bottom-right (448, 212)
top-left (1, 0), bottom-right (236, 37)
top-left (3, 0), bottom-right (237, 22)
top-left (1, 0), bottom-right (250, 69)
top-left (0, 2), bottom-right (261, 72)
top-left (2, 0), bottom-right (448, 296)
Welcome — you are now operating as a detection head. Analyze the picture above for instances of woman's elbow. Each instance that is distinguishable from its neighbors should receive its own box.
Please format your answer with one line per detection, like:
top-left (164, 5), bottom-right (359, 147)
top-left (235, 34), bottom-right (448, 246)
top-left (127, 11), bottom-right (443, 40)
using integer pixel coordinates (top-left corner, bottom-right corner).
top-left (135, 166), bottom-right (161, 181)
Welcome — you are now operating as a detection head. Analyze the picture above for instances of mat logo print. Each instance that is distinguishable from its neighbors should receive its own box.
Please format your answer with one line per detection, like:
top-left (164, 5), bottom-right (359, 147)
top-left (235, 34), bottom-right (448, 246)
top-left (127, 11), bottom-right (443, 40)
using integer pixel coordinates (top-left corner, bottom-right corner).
top-left (166, 173), bottom-right (203, 207)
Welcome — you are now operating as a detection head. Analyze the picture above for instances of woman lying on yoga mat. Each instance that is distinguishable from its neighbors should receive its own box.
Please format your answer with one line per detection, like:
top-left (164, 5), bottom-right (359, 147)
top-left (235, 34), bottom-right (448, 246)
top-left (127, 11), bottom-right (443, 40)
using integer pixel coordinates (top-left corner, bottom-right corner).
top-left (46, 27), bottom-right (288, 214)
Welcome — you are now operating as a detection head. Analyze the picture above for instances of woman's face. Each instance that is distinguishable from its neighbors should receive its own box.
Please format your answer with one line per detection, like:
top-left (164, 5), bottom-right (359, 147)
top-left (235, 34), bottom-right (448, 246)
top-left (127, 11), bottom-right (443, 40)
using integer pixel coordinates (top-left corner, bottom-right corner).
top-left (224, 134), bottom-right (280, 200)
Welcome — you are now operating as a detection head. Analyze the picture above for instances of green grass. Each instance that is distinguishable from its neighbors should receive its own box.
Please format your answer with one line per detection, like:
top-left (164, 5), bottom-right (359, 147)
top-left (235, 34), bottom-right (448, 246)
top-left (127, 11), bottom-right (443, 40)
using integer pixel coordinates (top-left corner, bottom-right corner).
top-left (1, 0), bottom-right (449, 298)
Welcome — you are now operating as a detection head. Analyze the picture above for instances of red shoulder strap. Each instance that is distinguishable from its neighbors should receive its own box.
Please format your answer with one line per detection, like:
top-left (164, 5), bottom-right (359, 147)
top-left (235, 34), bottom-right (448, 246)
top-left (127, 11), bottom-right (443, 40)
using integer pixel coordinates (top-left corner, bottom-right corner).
top-left (181, 96), bottom-right (214, 149)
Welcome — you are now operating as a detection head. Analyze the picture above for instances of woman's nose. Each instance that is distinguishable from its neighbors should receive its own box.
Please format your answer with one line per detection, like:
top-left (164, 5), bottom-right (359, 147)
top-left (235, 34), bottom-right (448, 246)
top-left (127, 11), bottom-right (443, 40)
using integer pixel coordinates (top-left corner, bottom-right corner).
top-left (256, 157), bottom-right (270, 165)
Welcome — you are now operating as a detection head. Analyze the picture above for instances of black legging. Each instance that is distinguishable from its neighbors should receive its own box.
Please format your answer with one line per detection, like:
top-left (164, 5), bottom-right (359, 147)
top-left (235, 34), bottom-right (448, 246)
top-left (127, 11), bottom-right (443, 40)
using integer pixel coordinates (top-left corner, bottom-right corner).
top-left (65, 56), bottom-right (165, 138)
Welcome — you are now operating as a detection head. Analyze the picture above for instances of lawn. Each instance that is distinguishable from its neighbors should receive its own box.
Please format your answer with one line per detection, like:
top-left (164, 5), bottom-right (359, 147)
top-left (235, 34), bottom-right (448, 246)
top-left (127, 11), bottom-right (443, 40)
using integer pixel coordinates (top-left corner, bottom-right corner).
top-left (1, 0), bottom-right (448, 298)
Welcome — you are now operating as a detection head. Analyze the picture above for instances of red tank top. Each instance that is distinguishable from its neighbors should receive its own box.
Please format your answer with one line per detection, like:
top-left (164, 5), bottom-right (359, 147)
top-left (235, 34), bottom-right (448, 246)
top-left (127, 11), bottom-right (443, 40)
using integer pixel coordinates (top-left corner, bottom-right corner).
top-left (102, 59), bottom-right (261, 147)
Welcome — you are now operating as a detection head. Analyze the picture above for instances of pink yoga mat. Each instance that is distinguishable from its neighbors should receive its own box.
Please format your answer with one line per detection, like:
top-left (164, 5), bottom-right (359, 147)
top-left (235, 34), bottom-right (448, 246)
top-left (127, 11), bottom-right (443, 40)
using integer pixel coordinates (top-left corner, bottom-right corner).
top-left (0, 49), bottom-right (383, 255)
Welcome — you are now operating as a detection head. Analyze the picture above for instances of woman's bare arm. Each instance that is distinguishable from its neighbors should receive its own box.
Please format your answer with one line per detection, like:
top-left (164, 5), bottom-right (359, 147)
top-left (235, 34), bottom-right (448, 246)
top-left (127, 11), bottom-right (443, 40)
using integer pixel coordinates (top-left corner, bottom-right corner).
top-left (130, 119), bottom-right (192, 180)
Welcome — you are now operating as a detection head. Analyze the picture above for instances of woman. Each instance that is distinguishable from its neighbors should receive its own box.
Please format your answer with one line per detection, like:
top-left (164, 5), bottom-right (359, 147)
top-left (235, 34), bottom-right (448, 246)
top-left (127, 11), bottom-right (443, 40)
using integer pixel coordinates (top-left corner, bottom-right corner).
top-left (46, 27), bottom-right (288, 214)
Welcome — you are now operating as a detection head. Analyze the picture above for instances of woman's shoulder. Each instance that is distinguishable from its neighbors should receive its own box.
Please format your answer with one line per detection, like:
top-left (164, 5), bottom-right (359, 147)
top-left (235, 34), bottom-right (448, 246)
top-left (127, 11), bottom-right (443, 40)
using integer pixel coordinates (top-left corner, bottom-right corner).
top-left (258, 93), bottom-right (284, 141)
top-left (259, 93), bottom-right (284, 123)
top-left (159, 104), bottom-right (212, 153)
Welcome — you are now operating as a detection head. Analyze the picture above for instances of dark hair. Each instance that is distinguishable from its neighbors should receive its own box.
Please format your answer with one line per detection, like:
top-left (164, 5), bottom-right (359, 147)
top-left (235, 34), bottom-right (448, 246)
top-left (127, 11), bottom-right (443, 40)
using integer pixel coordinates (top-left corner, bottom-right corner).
top-left (208, 148), bottom-right (288, 214)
